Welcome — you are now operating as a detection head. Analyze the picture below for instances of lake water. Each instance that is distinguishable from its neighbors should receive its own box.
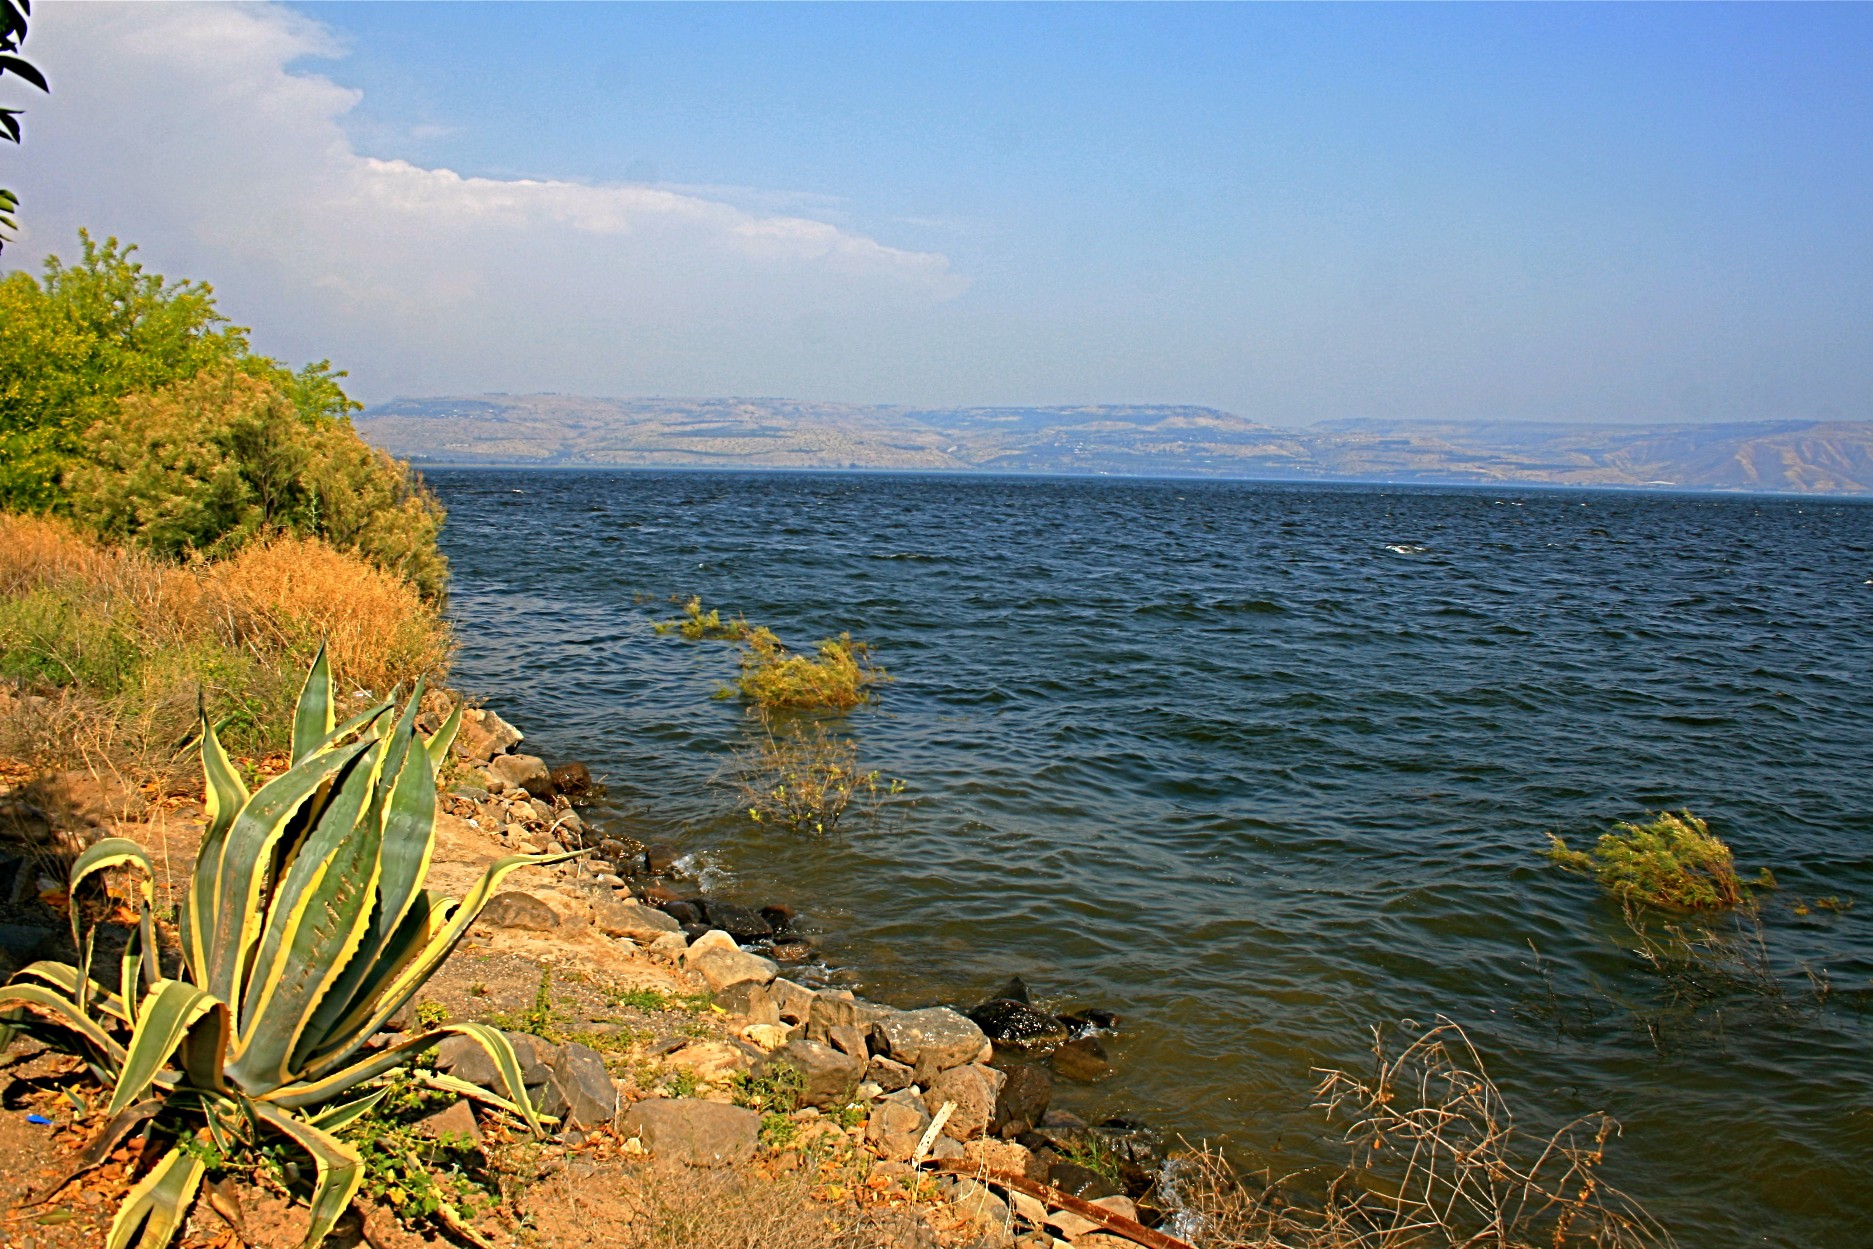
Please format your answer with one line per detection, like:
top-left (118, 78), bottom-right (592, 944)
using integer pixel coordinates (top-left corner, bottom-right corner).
top-left (428, 469), bottom-right (1873, 1247)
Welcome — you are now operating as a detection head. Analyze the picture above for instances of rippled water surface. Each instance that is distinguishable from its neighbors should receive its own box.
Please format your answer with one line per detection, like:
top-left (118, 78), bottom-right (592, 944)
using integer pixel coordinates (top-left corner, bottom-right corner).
top-left (430, 470), bottom-right (1873, 1247)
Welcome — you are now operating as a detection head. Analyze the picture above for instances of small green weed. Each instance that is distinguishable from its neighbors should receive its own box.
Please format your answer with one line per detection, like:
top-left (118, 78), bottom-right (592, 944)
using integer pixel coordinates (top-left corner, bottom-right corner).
top-left (664, 1070), bottom-right (701, 1099)
top-left (759, 1111), bottom-right (799, 1151)
top-left (829, 1100), bottom-right (867, 1130)
top-left (1546, 810), bottom-right (1749, 912)
top-left (602, 984), bottom-right (713, 1013)
top-left (487, 970), bottom-right (562, 1040)
top-left (731, 1064), bottom-right (805, 1115)
top-left (343, 1074), bottom-right (498, 1229)
top-left (1058, 1131), bottom-right (1122, 1184)
top-left (413, 999), bottom-right (449, 1028)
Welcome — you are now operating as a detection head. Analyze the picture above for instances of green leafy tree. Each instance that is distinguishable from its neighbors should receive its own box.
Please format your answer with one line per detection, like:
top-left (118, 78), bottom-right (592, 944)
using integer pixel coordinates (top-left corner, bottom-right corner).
top-left (1, 0), bottom-right (46, 251)
top-left (0, 231), bottom-right (448, 599)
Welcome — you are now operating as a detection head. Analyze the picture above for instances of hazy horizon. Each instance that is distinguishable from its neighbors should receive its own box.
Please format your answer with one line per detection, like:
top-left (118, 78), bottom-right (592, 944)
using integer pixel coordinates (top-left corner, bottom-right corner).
top-left (7, 3), bottom-right (1871, 425)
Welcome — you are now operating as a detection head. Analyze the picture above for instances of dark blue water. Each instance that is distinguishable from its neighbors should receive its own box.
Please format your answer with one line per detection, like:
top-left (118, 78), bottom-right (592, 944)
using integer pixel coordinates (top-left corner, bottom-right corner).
top-left (429, 470), bottom-right (1873, 1248)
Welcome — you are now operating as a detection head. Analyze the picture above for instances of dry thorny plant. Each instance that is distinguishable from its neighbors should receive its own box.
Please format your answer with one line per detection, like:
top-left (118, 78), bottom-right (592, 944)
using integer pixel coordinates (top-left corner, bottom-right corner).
top-left (1162, 1021), bottom-right (1673, 1249)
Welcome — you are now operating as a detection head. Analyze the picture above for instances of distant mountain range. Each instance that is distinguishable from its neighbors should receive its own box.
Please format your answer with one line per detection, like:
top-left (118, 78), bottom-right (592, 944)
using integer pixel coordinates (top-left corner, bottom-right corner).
top-left (355, 395), bottom-right (1873, 496)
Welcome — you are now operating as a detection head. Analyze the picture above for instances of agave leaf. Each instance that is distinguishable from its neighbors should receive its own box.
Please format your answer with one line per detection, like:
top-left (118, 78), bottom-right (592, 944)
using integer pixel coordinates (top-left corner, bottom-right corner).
top-left (118, 925), bottom-right (142, 1029)
top-left (0, 982), bottom-right (128, 1069)
top-left (290, 642), bottom-right (335, 766)
top-left (302, 851), bottom-right (580, 1076)
top-left (227, 743), bottom-right (386, 1092)
top-left (267, 1022), bottom-right (543, 1136)
top-left (105, 1141), bottom-right (206, 1249)
top-left (292, 744), bottom-right (436, 1071)
top-left (199, 736), bottom-right (374, 1009)
top-left (177, 992), bottom-right (232, 1096)
top-left (297, 891), bottom-right (455, 1072)
top-left (30, 1097), bottom-right (164, 1208)
top-left (108, 980), bottom-right (224, 1116)
top-left (67, 837), bottom-right (152, 948)
top-left (424, 700), bottom-right (463, 772)
top-left (184, 708), bottom-right (248, 984)
top-left (416, 1070), bottom-right (546, 1122)
top-left (7, 959), bottom-right (131, 1023)
top-left (319, 697), bottom-right (394, 755)
top-left (249, 1103), bottom-right (363, 1249)
top-left (305, 1083), bottom-right (391, 1131)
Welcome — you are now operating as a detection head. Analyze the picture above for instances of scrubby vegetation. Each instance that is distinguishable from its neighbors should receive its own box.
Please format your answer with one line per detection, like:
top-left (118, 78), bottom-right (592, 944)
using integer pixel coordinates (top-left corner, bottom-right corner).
top-left (0, 512), bottom-right (450, 769)
top-left (0, 232), bottom-right (447, 599)
top-left (1165, 1021), bottom-right (1668, 1249)
top-left (1546, 810), bottom-right (1749, 912)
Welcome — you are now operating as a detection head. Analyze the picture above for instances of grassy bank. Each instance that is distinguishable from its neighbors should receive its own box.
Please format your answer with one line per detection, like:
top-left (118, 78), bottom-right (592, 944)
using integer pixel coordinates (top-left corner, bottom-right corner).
top-left (0, 511), bottom-right (450, 772)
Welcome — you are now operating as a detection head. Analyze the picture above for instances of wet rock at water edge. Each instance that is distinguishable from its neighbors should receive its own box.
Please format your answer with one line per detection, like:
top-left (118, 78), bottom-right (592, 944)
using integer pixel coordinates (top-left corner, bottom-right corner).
top-left (476, 891), bottom-right (559, 931)
top-left (657, 899), bottom-right (703, 926)
top-left (549, 761), bottom-right (596, 801)
top-left (701, 899), bottom-right (774, 941)
top-left (1058, 1008), bottom-right (1121, 1035)
top-left (623, 1099), bottom-right (759, 1167)
top-left (644, 842), bottom-right (681, 874)
top-left (768, 937), bottom-right (814, 964)
top-left (1048, 1161), bottom-right (1121, 1201)
top-left (1049, 1035), bottom-right (1115, 1083)
top-left (968, 998), bottom-right (1069, 1049)
top-left (759, 903), bottom-right (797, 932)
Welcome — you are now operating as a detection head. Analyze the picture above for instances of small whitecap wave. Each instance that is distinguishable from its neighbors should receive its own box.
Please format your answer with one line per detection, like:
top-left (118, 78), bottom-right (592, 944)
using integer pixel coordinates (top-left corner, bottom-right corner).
top-left (1386, 542), bottom-right (1429, 556)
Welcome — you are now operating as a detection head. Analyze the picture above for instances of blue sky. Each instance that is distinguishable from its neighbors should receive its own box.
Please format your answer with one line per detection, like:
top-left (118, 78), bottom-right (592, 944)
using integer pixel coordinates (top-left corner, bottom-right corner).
top-left (10, 2), bottom-right (1871, 423)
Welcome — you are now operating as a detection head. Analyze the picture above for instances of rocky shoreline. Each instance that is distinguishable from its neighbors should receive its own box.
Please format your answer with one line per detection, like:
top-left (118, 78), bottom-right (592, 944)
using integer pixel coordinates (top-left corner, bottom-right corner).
top-left (438, 696), bottom-right (1186, 1242)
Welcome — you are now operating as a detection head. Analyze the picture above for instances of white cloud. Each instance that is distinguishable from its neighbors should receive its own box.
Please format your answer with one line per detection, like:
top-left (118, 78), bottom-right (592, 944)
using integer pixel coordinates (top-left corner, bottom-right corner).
top-left (7, 2), bottom-right (967, 399)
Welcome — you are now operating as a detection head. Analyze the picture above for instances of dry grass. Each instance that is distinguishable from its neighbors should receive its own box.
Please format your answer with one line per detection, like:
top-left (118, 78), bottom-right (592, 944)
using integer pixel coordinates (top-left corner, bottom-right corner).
top-left (1161, 1021), bottom-right (1672, 1249)
top-left (0, 511), bottom-right (450, 773)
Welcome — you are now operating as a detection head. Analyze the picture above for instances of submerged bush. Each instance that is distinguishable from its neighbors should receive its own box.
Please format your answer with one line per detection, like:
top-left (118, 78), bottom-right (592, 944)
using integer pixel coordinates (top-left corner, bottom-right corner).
top-left (654, 595), bottom-right (750, 641)
top-left (729, 721), bottom-right (900, 835)
top-left (736, 626), bottom-right (883, 712)
top-left (1547, 810), bottom-right (1747, 911)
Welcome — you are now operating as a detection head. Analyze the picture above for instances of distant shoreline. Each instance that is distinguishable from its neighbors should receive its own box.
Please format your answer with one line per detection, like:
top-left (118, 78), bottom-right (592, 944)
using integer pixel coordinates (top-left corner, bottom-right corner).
top-left (404, 460), bottom-right (1873, 502)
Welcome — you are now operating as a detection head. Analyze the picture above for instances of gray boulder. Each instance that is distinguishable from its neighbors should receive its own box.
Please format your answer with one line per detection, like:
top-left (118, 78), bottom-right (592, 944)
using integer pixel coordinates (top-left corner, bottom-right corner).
top-left (991, 1062), bottom-right (1053, 1138)
top-left (435, 1029), bottom-right (557, 1090)
top-left (865, 1089), bottom-right (931, 1162)
top-left (590, 896), bottom-right (682, 942)
top-left (807, 991), bottom-right (891, 1044)
top-left (768, 977), bottom-right (817, 1025)
top-left (682, 929), bottom-right (778, 992)
top-left (923, 1063), bottom-right (1006, 1141)
top-left (456, 708), bottom-right (523, 763)
top-left (874, 1007), bottom-right (989, 1075)
top-left (716, 981), bottom-right (781, 1026)
top-left (552, 1042), bottom-right (619, 1128)
top-left (489, 752), bottom-right (554, 797)
top-left (476, 891), bottom-right (560, 931)
top-left (623, 1099), bottom-right (760, 1166)
top-left (759, 1039), bottom-right (864, 1110)
top-left (865, 1055), bottom-right (915, 1093)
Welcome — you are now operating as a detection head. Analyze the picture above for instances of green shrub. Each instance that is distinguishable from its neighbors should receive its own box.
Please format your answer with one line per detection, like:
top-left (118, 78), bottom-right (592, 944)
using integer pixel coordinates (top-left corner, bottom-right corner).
top-left (0, 650), bottom-right (575, 1249)
top-left (1547, 810), bottom-right (1748, 911)
top-left (732, 721), bottom-right (900, 836)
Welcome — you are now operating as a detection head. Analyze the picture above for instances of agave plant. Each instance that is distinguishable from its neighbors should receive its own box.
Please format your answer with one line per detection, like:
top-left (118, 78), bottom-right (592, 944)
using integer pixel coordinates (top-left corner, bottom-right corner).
top-left (0, 648), bottom-right (576, 1248)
